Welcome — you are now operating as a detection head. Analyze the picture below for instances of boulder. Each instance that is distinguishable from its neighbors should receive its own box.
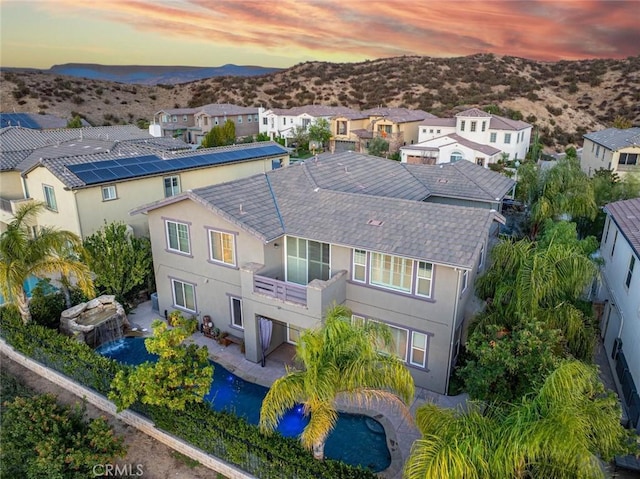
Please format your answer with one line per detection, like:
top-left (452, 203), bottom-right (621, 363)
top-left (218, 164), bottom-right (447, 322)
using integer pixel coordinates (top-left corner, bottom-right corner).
top-left (60, 302), bottom-right (87, 319)
top-left (85, 298), bottom-right (103, 310)
top-left (97, 295), bottom-right (116, 304)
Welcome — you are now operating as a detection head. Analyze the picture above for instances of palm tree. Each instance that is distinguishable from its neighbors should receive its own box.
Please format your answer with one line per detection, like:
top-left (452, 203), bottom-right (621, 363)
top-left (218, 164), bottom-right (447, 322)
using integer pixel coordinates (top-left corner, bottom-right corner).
top-left (405, 361), bottom-right (631, 479)
top-left (259, 304), bottom-right (415, 460)
top-left (0, 202), bottom-right (94, 324)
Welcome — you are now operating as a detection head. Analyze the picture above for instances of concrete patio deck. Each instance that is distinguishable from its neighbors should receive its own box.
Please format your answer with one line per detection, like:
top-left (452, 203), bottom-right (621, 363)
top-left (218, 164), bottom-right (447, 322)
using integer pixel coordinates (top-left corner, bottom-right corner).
top-left (126, 300), bottom-right (469, 479)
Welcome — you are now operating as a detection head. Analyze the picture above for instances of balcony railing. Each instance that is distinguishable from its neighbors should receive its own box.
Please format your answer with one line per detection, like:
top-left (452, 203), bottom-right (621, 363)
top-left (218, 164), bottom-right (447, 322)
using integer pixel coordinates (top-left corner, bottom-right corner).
top-left (253, 275), bottom-right (307, 306)
top-left (0, 197), bottom-right (33, 215)
top-left (0, 198), bottom-right (11, 213)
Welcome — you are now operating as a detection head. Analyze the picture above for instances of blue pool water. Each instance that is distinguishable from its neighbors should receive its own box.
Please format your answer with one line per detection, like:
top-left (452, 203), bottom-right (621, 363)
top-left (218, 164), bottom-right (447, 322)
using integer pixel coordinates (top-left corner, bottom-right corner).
top-left (0, 276), bottom-right (41, 306)
top-left (97, 337), bottom-right (391, 472)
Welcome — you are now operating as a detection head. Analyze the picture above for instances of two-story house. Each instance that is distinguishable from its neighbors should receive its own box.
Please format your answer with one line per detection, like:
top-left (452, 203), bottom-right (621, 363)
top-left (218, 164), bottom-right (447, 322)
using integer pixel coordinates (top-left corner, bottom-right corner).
top-left (133, 152), bottom-right (509, 393)
top-left (331, 107), bottom-right (436, 154)
top-left (150, 104), bottom-right (262, 145)
top-left (400, 108), bottom-right (532, 166)
top-left (581, 127), bottom-right (640, 177)
top-left (598, 198), bottom-right (640, 430)
top-left (0, 124), bottom-right (289, 237)
top-left (259, 106), bottom-right (357, 144)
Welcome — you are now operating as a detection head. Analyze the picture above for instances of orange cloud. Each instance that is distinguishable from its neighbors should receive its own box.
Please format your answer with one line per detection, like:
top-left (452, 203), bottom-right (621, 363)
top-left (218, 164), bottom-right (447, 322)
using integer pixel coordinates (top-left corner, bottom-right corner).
top-left (26, 0), bottom-right (640, 64)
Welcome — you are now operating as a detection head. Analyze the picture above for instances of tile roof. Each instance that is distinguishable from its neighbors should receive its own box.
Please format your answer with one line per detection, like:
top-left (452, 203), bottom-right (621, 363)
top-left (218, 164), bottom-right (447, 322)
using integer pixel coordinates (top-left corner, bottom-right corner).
top-left (362, 107), bottom-right (436, 123)
top-left (182, 166), bottom-right (499, 268)
top-left (419, 118), bottom-right (457, 127)
top-left (584, 128), bottom-right (640, 151)
top-left (456, 108), bottom-right (492, 118)
top-left (196, 104), bottom-right (259, 116)
top-left (605, 198), bottom-right (640, 259)
top-left (446, 133), bottom-right (502, 156)
top-left (155, 108), bottom-right (198, 115)
top-left (489, 115), bottom-right (530, 131)
top-left (405, 160), bottom-right (514, 202)
top-left (0, 112), bottom-right (90, 129)
top-left (268, 106), bottom-right (358, 117)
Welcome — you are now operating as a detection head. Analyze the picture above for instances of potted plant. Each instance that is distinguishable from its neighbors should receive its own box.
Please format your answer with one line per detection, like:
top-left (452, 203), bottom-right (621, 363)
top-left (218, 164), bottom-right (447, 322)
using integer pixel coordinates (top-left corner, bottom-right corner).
top-left (217, 331), bottom-right (229, 344)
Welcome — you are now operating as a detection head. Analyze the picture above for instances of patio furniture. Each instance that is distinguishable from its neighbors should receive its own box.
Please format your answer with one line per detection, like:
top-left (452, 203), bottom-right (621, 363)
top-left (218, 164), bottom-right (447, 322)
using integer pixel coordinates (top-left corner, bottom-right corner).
top-left (201, 316), bottom-right (215, 339)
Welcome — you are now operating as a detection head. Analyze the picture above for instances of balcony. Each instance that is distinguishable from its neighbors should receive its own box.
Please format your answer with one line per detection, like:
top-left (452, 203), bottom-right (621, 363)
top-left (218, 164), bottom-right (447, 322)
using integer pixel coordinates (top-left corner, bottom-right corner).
top-left (253, 275), bottom-right (307, 305)
top-left (241, 263), bottom-right (347, 318)
top-left (0, 197), bottom-right (33, 224)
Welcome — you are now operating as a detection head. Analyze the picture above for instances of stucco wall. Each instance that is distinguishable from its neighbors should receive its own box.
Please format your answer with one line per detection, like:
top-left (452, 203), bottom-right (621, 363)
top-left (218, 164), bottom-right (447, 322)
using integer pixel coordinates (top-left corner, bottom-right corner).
top-left (0, 171), bottom-right (26, 199)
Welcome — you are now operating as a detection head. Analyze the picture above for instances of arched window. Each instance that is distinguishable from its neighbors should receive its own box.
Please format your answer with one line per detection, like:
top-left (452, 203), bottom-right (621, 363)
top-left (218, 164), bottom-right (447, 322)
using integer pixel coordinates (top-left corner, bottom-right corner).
top-left (450, 151), bottom-right (464, 163)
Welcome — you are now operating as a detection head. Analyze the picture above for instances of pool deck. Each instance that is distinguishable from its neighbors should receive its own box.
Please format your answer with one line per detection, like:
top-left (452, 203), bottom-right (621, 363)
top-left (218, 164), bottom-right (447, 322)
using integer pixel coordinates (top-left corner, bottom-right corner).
top-left (127, 300), bottom-right (469, 479)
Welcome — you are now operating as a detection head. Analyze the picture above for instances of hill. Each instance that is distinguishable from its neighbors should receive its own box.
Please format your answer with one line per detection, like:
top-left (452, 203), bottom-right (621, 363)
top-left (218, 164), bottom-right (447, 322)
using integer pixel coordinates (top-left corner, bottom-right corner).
top-left (2, 54), bottom-right (638, 150)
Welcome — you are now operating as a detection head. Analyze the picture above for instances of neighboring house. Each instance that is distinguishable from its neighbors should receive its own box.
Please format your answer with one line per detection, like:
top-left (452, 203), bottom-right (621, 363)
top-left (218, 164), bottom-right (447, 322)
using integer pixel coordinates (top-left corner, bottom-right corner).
top-left (331, 107), bottom-right (436, 154)
top-left (133, 152), bottom-right (509, 394)
top-left (259, 105), bottom-right (356, 144)
top-left (581, 127), bottom-right (640, 177)
top-left (150, 104), bottom-right (262, 145)
top-left (0, 124), bottom-right (288, 237)
top-left (598, 198), bottom-right (640, 431)
top-left (400, 108), bottom-right (532, 166)
top-left (0, 112), bottom-right (90, 129)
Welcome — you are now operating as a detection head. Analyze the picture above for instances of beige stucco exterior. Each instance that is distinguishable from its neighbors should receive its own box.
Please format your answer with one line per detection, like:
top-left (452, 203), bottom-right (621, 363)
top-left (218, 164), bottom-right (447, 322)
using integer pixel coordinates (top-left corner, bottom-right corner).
top-left (19, 155), bottom-right (289, 239)
top-left (581, 137), bottom-right (640, 177)
top-left (330, 115), bottom-right (424, 154)
top-left (143, 196), bottom-right (489, 394)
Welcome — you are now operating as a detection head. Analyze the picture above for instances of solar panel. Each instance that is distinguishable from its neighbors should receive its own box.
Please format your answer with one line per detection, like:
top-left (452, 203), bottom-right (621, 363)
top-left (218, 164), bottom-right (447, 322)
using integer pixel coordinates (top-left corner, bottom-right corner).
top-left (124, 164), bottom-right (146, 175)
top-left (0, 113), bottom-right (40, 129)
top-left (74, 170), bottom-right (102, 184)
top-left (94, 169), bottom-right (119, 181)
top-left (114, 156), bottom-right (157, 167)
top-left (107, 166), bottom-right (134, 180)
top-left (68, 163), bottom-right (97, 173)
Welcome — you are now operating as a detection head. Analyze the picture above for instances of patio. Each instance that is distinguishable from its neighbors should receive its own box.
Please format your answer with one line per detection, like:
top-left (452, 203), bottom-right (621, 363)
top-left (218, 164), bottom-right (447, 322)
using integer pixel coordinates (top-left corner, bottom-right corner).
top-left (125, 300), bottom-right (467, 479)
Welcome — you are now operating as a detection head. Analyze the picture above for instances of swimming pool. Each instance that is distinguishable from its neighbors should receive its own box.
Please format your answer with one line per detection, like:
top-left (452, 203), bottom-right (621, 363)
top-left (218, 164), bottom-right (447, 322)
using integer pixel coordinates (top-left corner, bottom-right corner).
top-left (0, 276), bottom-right (41, 306)
top-left (97, 337), bottom-right (391, 472)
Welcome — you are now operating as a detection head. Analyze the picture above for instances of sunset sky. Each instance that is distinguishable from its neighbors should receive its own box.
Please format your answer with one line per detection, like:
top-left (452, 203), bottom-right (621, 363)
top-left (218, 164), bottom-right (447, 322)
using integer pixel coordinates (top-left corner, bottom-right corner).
top-left (1, 0), bottom-right (638, 69)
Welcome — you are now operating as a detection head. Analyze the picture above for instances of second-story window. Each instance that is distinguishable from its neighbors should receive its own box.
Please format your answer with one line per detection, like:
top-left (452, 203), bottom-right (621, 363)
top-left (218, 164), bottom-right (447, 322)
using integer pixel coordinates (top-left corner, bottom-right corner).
top-left (504, 133), bottom-right (512, 144)
top-left (481, 121), bottom-right (486, 132)
top-left (166, 220), bottom-right (190, 255)
top-left (263, 118), bottom-right (268, 126)
top-left (102, 185), bottom-right (117, 201)
top-left (353, 249), bottom-right (366, 282)
top-left (461, 270), bottom-right (469, 293)
top-left (164, 176), bottom-right (181, 197)
top-left (209, 229), bottom-right (236, 266)
top-left (626, 255), bottom-right (636, 289)
top-left (286, 237), bottom-right (330, 285)
top-left (611, 230), bottom-right (618, 257)
top-left (460, 120), bottom-right (465, 131)
top-left (370, 253), bottom-right (412, 293)
top-left (416, 261), bottom-right (433, 297)
top-left (490, 132), bottom-right (497, 143)
top-left (470, 121), bottom-right (477, 132)
top-left (237, 115), bottom-right (243, 124)
top-left (43, 184), bottom-right (58, 212)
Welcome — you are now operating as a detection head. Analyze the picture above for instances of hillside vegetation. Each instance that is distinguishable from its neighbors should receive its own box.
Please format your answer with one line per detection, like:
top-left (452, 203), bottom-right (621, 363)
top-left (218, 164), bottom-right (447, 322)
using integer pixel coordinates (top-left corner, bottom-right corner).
top-left (2, 54), bottom-right (639, 150)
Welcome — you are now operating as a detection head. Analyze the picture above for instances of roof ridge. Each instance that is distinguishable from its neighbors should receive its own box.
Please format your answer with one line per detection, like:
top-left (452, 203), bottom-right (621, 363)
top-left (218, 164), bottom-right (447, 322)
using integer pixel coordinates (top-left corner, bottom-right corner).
top-left (264, 173), bottom-right (286, 232)
top-left (452, 162), bottom-right (499, 198)
top-left (399, 162), bottom-right (432, 199)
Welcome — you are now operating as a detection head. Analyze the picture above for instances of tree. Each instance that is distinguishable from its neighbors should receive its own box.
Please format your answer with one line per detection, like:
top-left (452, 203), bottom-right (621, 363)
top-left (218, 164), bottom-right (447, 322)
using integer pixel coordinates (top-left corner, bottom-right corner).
top-left (405, 361), bottom-right (632, 479)
top-left (260, 304), bottom-right (414, 460)
top-left (307, 118), bottom-right (331, 147)
top-left (289, 125), bottom-right (310, 155)
top-left (109, 315), bottom-right (213, 411)
top-left (1, 394), bottom-right (126, 478)
top-left (459, 320), bottom-right (564, 403)
top-left (0, 202), bottom-right (94, 324)
top-left (527, 128), bottom-right (543, 162)
top-left (475, 235), bottom-right (598, 360)
top-left (83, 222), bottom-right (153, 306)
top-left (201, 120), bottom-right (236, 148)
top-left (66, 115), bottom-right (83, 128)
top-left (368, 137), bottom-right (390, 158)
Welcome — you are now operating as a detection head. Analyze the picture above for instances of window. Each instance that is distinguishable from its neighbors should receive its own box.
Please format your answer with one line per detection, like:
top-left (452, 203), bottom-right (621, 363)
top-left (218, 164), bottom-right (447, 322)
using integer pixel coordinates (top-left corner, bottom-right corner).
top-left (460, 120), bottom-right (465, 131)
top-left (611, 230), bottom-right (618, 257)
top-left (43, 185), bottom-right (57, 211)
top-left (370, 252), bottom-right (412, 292)
top-left (172, 115), bottom-right (177, 122)
top-left (166, 220), bottom-right (190, 254)
top-left (416, 261), bottom-right (433, 297)
top-left (619, 153), bottom-right (638, 166)
top-left (302, 118), bottom-right (311, 129)
top-left (164, 176), bottom-right (181, 197)
top-left (337, 121), bottom-right (347, 135)
top-left (101, 185), bottom-right (117, 201)
top-left (481, 121), bottom-right (486, 132)
top-left (595, 145), bottom-right (600, 157)
top-left (263, 118), bottom-right (268, 125)
top-left (490, 132), bottom-right (497, 143)
top-left (351, 315), bottom-right (366, 327)
top-left (461, 270), bottom-right (468, 293)
top-left (429, 129), bottom-right (434, 133)
top-left (230, 297), bottom-right (243, 328)
top-left (626, 256), bottom-right (636, 288)
top-left (470, 121), bottom-right (477, 132)
top-left (237, 115), bottom-right (243, 124)
top-left (183, 115), bottom-right (188, 121)
top-left (286, 237), bottom-right (330, 285)
top-left (450, 151), bottom-right (464, 162)
top-left (603, 218), bottom-right (611, 244)
top-left (436, 129), bottom-right (441, 134)
top-left (410, 332), bottom-right (428, 367)
top-left (504, 133), bottom-right (511, 144)
top-left (479, 245), bottom-right (485, 269)
top-left (209, 230), bottom-right (235, 266)
top-left (254, 114), bottom-right (258, 122)
top-left (375, 323), bottom-right (408, 361)
top-left (172, 279), bottom-right (195, 312)
top-left (247, 115), bottom-right (252, 122)
top-left (353, 249), bottom-right (366, 282)
top-left (214, 117), bottom-right (219, 125)
top-left (287, 324), bottom-right (303, 344)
